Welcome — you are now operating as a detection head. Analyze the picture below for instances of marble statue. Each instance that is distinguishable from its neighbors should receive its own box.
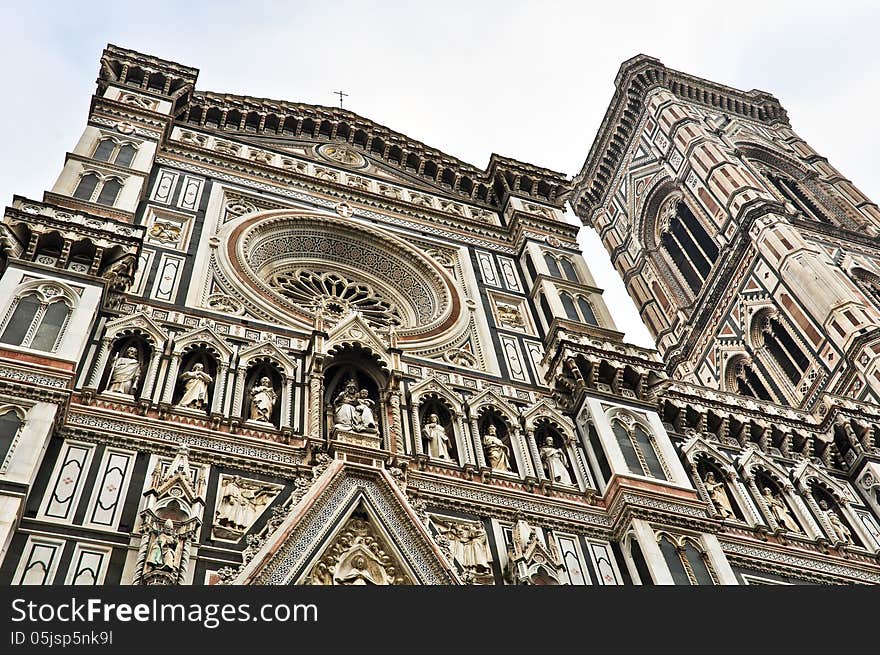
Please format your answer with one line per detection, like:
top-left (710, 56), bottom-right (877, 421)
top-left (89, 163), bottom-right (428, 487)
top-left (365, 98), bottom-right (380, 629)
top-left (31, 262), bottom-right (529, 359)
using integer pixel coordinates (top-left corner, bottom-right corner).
top-left (762, 486), bottom-right (801, 533)
top-left (248, 376), bottom-right (277, 423)
top-left (539, 436), bottom-right (573, 485)
top-left (483, 425), bottom-right (511, 472)
top-left (819, 499), bottom-right (852, 544)
top-left (333, 379), bottom-right (378, 433)
top-left (423, 413), bottom-right (451, 460)
top-left (106, 346), bottom-right (142, 395)
top-left (147, 519), bottom-right (178, 571)
top-left (439, 521), bottom-right (492, 574)
top-left (177, 363), bottom-right (213, 410)
top-left (214, 476), bottom-right (277, 534)
top-left (703, 471), bottom-right (735, 519)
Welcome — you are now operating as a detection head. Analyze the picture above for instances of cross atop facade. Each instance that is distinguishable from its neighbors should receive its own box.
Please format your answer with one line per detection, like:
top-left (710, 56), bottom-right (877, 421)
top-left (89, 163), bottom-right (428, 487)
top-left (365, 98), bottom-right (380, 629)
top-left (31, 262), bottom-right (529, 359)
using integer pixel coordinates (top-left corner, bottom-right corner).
top-left (334, 90), bottom-right (349, 108)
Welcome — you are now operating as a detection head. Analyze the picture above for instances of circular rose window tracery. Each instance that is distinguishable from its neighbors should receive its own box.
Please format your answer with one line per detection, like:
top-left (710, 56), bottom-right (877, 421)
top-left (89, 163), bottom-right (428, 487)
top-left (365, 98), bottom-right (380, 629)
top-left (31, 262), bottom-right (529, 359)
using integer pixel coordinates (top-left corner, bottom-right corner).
top-left (218, 210), bottom-right (464, 342)
top-left (267, 269), bottom-right (404, 328)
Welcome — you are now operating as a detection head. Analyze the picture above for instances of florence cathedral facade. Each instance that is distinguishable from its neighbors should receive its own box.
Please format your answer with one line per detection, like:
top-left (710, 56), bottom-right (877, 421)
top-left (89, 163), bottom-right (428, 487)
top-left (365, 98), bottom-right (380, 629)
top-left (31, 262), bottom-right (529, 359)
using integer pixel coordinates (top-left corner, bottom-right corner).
top-left (1, 44), bottom-right (879, 586)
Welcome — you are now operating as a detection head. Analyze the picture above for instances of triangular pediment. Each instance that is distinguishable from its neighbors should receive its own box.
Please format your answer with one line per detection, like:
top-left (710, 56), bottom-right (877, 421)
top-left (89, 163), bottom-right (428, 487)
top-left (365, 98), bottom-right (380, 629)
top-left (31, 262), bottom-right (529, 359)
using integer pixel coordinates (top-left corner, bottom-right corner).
top-left (234, 461), bottom-right (460, 585)
top-left (238, 339), bottom-right (298, 376)
top-left (324, 312), bottom-right (392, 364)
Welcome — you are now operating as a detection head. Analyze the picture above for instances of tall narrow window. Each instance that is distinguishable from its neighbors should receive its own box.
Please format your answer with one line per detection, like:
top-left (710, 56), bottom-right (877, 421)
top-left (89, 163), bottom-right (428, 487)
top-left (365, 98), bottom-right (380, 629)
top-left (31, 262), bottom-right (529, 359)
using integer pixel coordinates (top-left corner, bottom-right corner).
top-left (93, 139), bottom-right (116, 162)
top-left (768, 174), bottom-right (830, 224)
top-left (73, 174), bottom-right (100, 201)
top-left (560, 258), bottom-right (579, 282)
top-left (29, 302), bottom-right (68, 351)
top-left (114, 144), bottom-right (137, 167)
top-left (0, 294), bottom-right (40, 346)
top-left (659, 536), bottom-right (717, 585)
top-left (761, 316), bottom-right (809, 384)
top-left (633, 425), bottom-right (668, 480)
top-left (0, 409), bottom-right (22, 462)
top-left (612, 420), bottom-right (644, 475)
top-left (96, 178), bottom-right (122, 206)
top-left (734, 361), bottom-right (774, 402)
top-left (544, 253), bottom-right (561, 277)
top-left (560, 292), bottom-right (579, 321)
top-left (660, 198), bottom-right (718, 295)
top-left (612, 418), bottom-right (666, 480)
top-left (576, 297), bottom-right (598, 326)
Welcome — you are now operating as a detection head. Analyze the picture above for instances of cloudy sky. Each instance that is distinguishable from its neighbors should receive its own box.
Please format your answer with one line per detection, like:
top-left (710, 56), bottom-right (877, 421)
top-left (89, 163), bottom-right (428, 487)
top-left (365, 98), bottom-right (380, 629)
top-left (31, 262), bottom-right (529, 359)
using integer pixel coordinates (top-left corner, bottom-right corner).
top-left (1, 1), bottom-right (877, 348)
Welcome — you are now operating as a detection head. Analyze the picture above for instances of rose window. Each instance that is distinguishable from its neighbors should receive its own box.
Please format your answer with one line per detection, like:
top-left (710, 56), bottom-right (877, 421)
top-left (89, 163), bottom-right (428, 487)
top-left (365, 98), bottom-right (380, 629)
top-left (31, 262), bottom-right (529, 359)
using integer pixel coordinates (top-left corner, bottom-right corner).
top-left (267, 269), bottom-right (403, 327)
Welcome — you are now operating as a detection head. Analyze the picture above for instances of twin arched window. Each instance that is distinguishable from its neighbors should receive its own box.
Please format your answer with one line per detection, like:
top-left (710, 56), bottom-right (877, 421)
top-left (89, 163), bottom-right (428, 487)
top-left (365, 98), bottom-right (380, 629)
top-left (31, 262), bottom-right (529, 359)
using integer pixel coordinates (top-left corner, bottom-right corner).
top-left (543, 252), bottom-right (580, 283)
top-left (758, 315), bottom-right (809, 385)
top-left (73, 173), bottom-right (124, 207)
top-left (657, 534), bottom-right (717, 585)
top-left (560, 292), bottom-right (598, 326)
top-left (93, 138), bottom-right (137, 168)
top-left (767, 173), bottom-right (831, 225)
top-left (0, 289), bottom-right (71, 353)
top-left (659, 197), bottom-right (718, 295)
top-left (611, 417), bottom-right (668, 480)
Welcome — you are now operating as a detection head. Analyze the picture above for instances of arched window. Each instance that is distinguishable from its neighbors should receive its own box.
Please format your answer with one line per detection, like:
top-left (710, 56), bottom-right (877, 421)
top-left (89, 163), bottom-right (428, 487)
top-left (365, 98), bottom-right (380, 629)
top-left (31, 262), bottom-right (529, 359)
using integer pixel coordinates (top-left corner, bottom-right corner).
top-left (93, 138), bottom-right (116, 162)
top-left (115, 143), bottom-right (137, 167)
top-left (543, 253), bottom-right (561, 277)
top-left (731, 359), bottom-right (774, 402)
top-left (760, 315), bottom-right (809, 385)
top-left (73, 174), bottom-right (100, 201)
top-left (660, 197), bottom-right (718, 295)
top-left (0, 408), bottom-right (23, 463)
top-left (0, 291), bottom-right (71, 352)
top-left (560, 292), bottom-right (579, 321)
top-left (611, 417), bottom-right (668, 480)
top-left (767, 173), bottom-right (831, 224)
top-left (96, 178), bottom-right (122, 206)
top-left (659, 535), bottom-right (717, 585)
top-left (559, 258), bottom-right (579, 282)
top-left (576, 297), bottom-right (598, 326)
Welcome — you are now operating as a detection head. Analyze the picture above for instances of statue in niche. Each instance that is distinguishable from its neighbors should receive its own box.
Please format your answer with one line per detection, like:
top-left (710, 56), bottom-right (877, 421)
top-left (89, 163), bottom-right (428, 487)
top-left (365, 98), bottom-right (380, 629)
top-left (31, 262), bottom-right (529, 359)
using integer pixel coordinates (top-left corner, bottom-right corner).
top-left (333, 379), bottom-right (378, 433)
top-left (539, 436), bottom-right (573, 485)
top-left (248, 376), bottom-right (277, 423)
top-left (214, 476), bottom-right (278, 536)
top-left (176, 363), bottom-right (213, 410)
top-left (106, 346), bottom-right (142, 395)
top-left (423, 413), bottom-right (451, 460)
top-left (703, 470), bottom-right (735, 519)
top-left (147, 519), bottom-right (178, 571)
top-left (761, 486), bottom-right (801, 533)
top-left (818, 499), bottom-right (852, 544)
top-left (483, 425), bottom-right (511, 473)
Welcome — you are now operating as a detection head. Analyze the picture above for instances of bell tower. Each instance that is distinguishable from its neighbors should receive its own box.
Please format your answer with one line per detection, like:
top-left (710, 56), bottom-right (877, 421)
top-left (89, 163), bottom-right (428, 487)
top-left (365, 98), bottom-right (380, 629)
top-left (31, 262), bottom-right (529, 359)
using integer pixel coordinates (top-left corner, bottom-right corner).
top-left (571, 55), bottom-right (880, 410)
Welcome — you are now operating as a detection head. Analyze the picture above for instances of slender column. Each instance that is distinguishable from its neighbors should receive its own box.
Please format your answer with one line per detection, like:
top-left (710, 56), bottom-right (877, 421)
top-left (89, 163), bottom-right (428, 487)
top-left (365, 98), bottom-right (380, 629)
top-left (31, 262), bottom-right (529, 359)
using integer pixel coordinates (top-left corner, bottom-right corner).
top-left (162, 353), bottom-right (182, 405)
top-left (231, 368), bottom-right (247, 420)
top-left (630, 519), bottom-right (674, 585)
top-left (87, 337), bottom-right (113, 389)
top-left (307, 372), bottom-right (323, 439)
top-left (455, 411), bottom-right (474, 465)
top-left (141, 350), bottom-right (162, 401)
top-left (411, 398), bottom-right (423, 456)
top-left (525, 428), bottom-right (545, 481)
top-left (470, 417), bottom-right (487, 468)
top-left (280, 376), bottom-right (293, 429)
top-left (211, 362), bottom-right (229, 416)
top-left (513, 428), bottom-right (535, 478)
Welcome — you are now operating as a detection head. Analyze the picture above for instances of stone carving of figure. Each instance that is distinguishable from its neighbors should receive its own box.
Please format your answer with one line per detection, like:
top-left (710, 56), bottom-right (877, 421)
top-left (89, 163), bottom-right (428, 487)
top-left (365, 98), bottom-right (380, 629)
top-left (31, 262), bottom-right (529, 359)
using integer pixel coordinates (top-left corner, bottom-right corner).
top-left (446, 523), bottom-right (492, 574)
top-left (355, 389), bottom-right (377, 431)
top-left (214, 476), bottom-right (277, 534)
top-left (819, 499), bottom-right (852, 544)
top-left (147, 519), bottom-right (178, 571)
top-left (423, 413), bottom-right (451, 460)
top-left (248, 376), bottom-right (277, 423)
top-left (333, 543), bottom-right (389, 585)
top-left (539, 436), bottom-right (573, 485)
top-left (106, 346), bottom-right (142, 395)
top-left (703, 471), bottom-right (735, 519)
top-left (483, 425), bottom-right (511, 473)
top-left (761, 486), bottom-right (801, 533)
top-left (333, 379), bottom-right (378, 433)
top-left (177, 363), bottom-right (213, 410)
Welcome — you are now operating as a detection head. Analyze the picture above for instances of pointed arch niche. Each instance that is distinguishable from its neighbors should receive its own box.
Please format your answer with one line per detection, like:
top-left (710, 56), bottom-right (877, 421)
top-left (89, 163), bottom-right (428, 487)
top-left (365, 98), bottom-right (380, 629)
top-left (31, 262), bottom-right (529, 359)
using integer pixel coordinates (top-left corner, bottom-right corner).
top-left (409, 378), bottom-right (470, 466)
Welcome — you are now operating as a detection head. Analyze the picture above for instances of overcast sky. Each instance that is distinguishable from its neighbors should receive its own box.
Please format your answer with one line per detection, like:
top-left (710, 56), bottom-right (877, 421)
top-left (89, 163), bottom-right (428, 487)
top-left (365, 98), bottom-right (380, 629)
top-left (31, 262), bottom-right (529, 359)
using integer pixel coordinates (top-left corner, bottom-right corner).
top-left (1, 1), bottom-right (877, 348)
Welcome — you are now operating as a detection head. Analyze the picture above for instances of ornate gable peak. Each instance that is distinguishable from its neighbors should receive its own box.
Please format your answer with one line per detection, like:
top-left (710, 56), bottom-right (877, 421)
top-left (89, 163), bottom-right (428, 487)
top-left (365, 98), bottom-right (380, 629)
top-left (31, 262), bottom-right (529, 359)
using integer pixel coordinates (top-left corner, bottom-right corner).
top-left (521, 398), bottom-right (572, 432)
top-left (736, 446), bottom-right (791, 488)
top-left (235, 461), bottom-right (459, 585)
top-left (105, 311), bottom-right (167, 345)
top-left (467, 387), bottom-right (519, 424)
top-left (238, 339), bottom-right (298, 377)
top-left (791, 459), bottom-right (847, 500)
top-left (148, 446), bottom-right (202, 505)
top-left (172, 325), bottom-right (233, 359)
top-left (324, 311), bottom-right (391, 360)
top-left (409, 375), bottom-right (460, 406)
top-left (680, 433), bottom-right (736, 474)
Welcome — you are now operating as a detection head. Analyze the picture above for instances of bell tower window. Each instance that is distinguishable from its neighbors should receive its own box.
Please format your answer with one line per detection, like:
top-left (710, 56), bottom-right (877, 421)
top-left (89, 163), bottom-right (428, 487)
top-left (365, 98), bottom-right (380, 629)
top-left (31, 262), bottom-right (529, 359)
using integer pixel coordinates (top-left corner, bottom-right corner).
top-left (660, 197), bottom-right (718, 295)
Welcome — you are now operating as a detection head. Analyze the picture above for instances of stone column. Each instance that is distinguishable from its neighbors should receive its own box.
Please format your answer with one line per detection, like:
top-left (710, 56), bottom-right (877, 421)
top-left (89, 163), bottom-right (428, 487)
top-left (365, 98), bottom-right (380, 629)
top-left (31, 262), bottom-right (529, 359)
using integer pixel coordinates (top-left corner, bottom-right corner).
top-left (307, 372), bottom-right (323, 440)
top-left (211, 362), bottom-right (229, 416)
top-left (161, 353), bottom-right (183, 405)
top-left (525, 428), bottom-right (546, 482)
top-left (87, 337), bottom-right (113, 390)
top-left (410, 398), bottom-right (423, 457)
top-left (470, 417), bottom-right (487, 468)
top-left (630, 519), bottom-right (674, 585)
top-left (455, 411), bottom-right (474, 465)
